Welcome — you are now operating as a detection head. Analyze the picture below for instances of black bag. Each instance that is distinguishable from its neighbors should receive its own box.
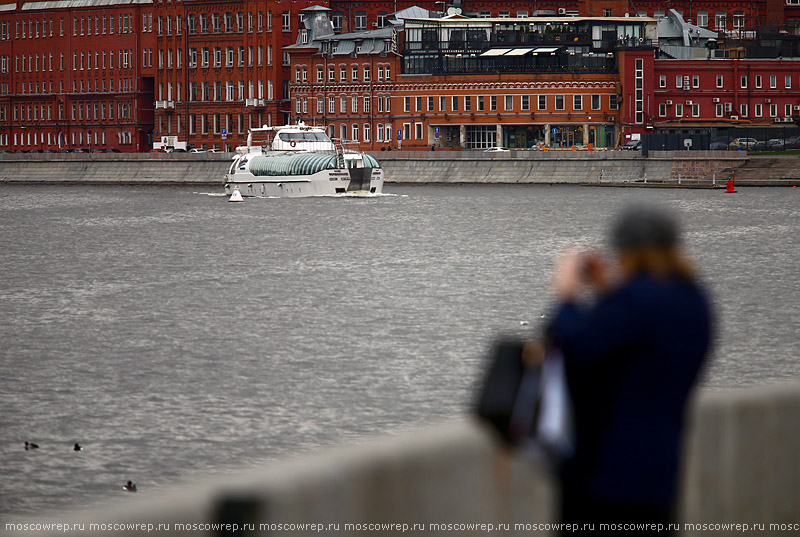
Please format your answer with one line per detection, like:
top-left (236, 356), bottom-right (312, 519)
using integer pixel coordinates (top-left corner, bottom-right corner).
top-left (475, 339), bottom-right (544, 446)
top-left (476, 339), bottom-right (575, 464)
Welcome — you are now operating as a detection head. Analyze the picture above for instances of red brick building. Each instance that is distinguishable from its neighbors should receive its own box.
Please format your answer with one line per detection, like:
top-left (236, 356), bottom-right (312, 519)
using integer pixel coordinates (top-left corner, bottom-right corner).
top-left (152, 0), bottom-right (322, 151)
top-left (618, 50), bottom-right (800, 142)
top-left (290, 13), bottom-right (652, 150)
top-left (0, 0), bottom-right (156, 152)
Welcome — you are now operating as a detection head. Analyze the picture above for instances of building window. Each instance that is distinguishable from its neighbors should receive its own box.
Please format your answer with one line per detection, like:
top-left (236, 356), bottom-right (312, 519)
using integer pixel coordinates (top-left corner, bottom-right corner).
top-left (676, 75), bottom-right (682, 88)
top-left (427, 96), bottom-right (434, 111)
top-left (477, 96), bottom-right (484, 111)
top-left (740, 104), bottom-right (748, 117)
top-left (504, 95), bottom-right (513, 111)
top-left (340, 66), bottom-right (346, 82)
top-left (754, 103), bottom-right (762, 117)
top-left (692, 75), bottom-right (699, 88)
top-left (786, 104), bottom-right (793, 117)
top-left (555, 95), bottom-right (564, 110)
top-left (603, 8), bottom-right (613, 17)
top-left (591, 94), bottom-right (600, 110)
top-left (692, 103), bottom-right (699, 117)
top-left (740, 75), bottom-right (747, 89)
top-left (352, 124), bottom-right (359, 141)
top-left (733, 11), bottom-right (744, 32)
top-left (490, 96), bottom-right (497, 111)
top-left (415, 97), bottom-right (422, 112)
top-left (363, 66), bottom-right (370, 82)
top-left (573, 95), bottom-right (582, 111)
top-left (377, 12), bottom-right (387, 28)
top-left (355, 12), bottom-right (366, 31)
top-left (351, 66), bottom-right (358, 82)
top-left (770, 104), bottom-right (777, 117)
top-left (716, 75), bottom-right (723, 88)
top-left (697, 11), bottom-right (708, 27)
top-left (659, 103), bottom-right (667, 117)
top-left (465, 96), bottom-right (472, 111)
top-left (786, 75), bottom-right (792, 89)
top-left (538, 95), bottom-right (546, 110)
top-left (352, 97), bottom-right (358, 113)
top-left (715, 11), bottom-right (726, 30)
top-left (715, 103), bottom-right (724, 117)
top-left (521, 95), bottom-right (529, 111)
top-left (755, 75), bottom-right (762, 88)
top-left (316, 67), bottom-right (323, 83)
top-left (770, 75), bottom-right (777, 89)
top-left (675, 103), bottom-right (683, 117)
top-left (282, 11), bottom-right (290, 32)
top-left (377, 123), bottom-right (384, 142)
top-left (452, 96), bottom-right (458, 111)
top-left (659, 75), bottom-right (666, 88)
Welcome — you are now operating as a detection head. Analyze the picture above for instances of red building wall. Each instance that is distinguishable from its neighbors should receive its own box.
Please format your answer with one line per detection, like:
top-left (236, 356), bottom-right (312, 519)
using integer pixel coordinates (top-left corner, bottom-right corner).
top-left (0, 1), bottom-right (155, 152)
top-left (153, 0), bottom-right (322, 151)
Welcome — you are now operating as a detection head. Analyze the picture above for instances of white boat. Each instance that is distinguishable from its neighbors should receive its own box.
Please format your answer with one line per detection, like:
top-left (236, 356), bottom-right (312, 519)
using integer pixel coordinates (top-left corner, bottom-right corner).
top-left (223, 122), bottom-right (384, 198)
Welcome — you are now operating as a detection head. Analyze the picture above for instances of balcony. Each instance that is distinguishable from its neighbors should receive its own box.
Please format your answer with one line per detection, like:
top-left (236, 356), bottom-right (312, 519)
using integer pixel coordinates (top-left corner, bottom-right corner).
top-left (155, 100), bottom-right (175, 110)
top-left (245, 98), bottom-right (266, 108)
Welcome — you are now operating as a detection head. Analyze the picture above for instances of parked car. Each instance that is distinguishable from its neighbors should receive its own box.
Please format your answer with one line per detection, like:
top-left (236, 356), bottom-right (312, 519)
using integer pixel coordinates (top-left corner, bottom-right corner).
top-left (728, 137), bottom-right (759, 150)
top-left (206, 148), bottom-right (222, 153)
top-left (766, 139), bottom-right (786, 150)
top-left (483, 147), bottom-right (510, 152)
top-left (710, 141), bottom-right (728, 150)
top-left (189, 148), bottom-right (205, 153)
top-left (621, 140), bottom-right (641, 150)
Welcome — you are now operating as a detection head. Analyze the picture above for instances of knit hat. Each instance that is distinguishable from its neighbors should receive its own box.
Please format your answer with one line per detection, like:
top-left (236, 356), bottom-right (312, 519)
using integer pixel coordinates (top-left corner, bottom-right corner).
top-left (611, 203), bottom-right (680, 252)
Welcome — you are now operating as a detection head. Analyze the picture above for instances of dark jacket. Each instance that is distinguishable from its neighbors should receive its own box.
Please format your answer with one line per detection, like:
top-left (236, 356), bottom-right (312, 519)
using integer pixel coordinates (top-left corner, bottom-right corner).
top-left (549, 271), bottom-right (712, 506)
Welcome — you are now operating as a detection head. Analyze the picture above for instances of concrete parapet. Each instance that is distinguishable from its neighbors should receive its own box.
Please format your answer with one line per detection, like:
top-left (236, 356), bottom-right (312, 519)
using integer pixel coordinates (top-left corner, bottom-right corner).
top-left (4, 382), bottom-right (800, 537)
top-left (3, 151), bottom-right (795, 187)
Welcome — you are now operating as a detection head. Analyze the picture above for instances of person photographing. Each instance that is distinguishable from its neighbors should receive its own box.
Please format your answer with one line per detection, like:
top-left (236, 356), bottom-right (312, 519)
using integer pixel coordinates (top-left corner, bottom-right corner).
top-left (548, 204), bottom-right (713, 534)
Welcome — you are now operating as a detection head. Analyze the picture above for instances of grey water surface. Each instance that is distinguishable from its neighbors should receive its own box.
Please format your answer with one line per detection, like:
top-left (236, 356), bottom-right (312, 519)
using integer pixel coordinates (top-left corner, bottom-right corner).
top-left (1, 183), bottom-right (797, 519)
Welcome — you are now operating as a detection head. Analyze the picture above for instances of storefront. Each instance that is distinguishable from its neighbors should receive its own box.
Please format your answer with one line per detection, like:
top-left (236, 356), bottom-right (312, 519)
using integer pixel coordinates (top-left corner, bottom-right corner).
top-left (502, 125), bottom-right (545, 149)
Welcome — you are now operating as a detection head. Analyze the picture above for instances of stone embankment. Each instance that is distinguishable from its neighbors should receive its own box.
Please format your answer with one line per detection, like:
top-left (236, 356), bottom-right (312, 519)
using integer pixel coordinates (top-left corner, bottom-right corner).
top-left (0, 151), bottom-right (797, 186)
top-left (3, 382), bottom-right (799, 537)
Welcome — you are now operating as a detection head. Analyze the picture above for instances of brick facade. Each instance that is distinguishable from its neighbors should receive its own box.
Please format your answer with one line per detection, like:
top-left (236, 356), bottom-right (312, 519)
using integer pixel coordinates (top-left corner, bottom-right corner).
top-left (0, 0), bottom-right (155, 152)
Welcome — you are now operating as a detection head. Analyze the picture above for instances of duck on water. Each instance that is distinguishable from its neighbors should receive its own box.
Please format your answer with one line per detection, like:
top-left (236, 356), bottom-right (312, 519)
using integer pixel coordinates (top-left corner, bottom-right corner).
top-left (223, 122), bottom-right (384, 199)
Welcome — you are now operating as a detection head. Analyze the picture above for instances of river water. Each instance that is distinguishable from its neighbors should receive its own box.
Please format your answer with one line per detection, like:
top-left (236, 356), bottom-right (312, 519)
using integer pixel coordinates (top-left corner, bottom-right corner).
top-left (0, 184), bottom-right (797, 520)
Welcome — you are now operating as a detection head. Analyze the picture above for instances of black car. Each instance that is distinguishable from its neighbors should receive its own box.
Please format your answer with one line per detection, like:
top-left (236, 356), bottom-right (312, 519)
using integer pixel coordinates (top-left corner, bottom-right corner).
top-left (621, 140), bottom-right (641, 150)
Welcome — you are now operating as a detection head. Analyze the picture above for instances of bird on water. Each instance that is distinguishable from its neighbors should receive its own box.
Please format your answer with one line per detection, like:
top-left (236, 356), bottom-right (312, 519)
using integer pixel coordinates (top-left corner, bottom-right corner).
top-left (74, 443), bottom-right (82, 451)
top-left (123, 481), bottom-right (137, 492)
top-left (25, 442), bottom-right (39, 451)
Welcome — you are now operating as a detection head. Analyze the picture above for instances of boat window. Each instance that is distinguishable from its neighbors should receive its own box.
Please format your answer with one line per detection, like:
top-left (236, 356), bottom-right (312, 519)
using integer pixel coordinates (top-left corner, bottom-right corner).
top-left (277, 132), bottom-right (331, 142)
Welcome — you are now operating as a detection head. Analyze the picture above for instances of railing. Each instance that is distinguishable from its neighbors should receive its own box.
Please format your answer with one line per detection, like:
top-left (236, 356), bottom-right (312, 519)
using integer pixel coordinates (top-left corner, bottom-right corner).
top-left (154, 101), bottom-right (175, 110)
top-left (245, 98), bottom-right (266, 108)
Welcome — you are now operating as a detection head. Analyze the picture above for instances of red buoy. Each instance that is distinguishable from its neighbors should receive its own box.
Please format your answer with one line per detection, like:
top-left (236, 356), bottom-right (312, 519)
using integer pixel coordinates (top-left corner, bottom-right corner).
top-left (725, 179), bottom-right (737, 193)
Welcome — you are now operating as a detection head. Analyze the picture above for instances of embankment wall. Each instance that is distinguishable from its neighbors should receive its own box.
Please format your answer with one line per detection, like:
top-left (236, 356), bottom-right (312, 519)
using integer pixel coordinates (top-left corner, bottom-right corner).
top-left (5, 382), bottom-right (799, 537)
top-left (2, 151), bottom-right (788, 186)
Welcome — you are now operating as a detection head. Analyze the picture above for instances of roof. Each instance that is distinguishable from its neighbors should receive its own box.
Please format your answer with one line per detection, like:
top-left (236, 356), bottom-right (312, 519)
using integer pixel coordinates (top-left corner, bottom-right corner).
top-left (404, 15), bottom-right (657, 25)
top-left (20, 0), bottom-right (150, 9)
top-left (299, 5), bottom-right (330, 12)
top-left (391, 6), bottom-right (430, 21)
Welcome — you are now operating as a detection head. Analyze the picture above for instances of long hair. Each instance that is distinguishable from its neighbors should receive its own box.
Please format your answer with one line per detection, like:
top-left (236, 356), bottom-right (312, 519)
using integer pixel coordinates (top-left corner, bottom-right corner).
top-left (619, 245), bottom-right (695, 281)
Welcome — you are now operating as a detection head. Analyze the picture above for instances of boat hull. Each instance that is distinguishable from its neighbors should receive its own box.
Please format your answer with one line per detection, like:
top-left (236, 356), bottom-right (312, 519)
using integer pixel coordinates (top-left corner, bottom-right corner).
top-left (224, 168), bottom-right (384, 198)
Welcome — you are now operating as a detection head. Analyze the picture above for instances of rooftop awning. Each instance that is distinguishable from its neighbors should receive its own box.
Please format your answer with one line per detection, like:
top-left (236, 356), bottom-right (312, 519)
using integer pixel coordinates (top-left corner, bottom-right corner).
top-left (504, 48), bottom-right (535, 56)
top-left (532, 47), bottom-right (560, 54)
top-left (480, 48), bottom-right (511, 56)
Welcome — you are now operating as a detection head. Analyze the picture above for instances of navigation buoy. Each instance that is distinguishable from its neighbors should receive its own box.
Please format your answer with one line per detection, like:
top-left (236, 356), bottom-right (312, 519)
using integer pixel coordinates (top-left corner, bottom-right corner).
top-left (725, 179), bottom-right (737, 194)
top-left (229, 189), bottom-right (244, 202)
